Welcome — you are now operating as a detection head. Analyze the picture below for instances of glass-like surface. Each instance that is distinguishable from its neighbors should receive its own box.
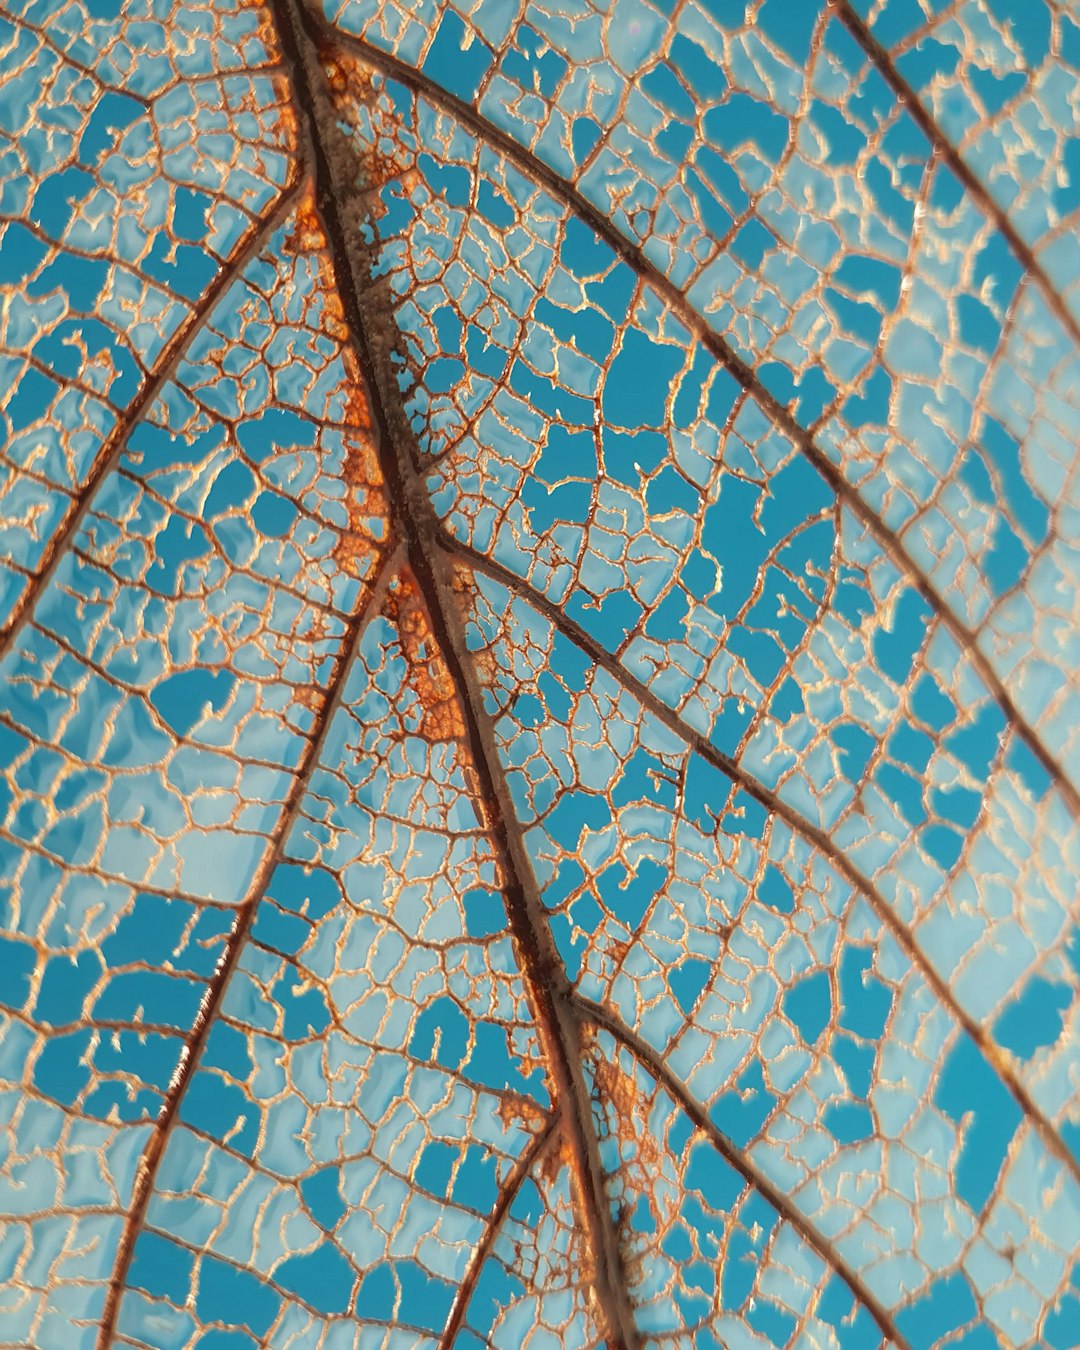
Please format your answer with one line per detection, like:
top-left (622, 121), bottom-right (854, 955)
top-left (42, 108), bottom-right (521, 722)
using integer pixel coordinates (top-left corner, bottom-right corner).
top-left (1, 0), bottom-right (1077, 1346)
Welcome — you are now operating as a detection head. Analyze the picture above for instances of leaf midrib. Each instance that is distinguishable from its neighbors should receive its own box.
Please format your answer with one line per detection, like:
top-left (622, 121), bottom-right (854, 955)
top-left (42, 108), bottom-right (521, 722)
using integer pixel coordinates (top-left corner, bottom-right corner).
top-left (59, 1), bottom-right (1075, 1343)
top-left (312, 8), bottom-right (1080, 827)
top-left (265, 0), bottom-right (642, 1342)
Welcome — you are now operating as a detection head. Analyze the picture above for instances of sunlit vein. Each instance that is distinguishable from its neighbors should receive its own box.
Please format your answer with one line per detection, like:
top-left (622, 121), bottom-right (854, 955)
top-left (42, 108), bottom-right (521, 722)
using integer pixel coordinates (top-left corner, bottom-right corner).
top-left (447, 532), bottom-right (1080, 1195)
top-left (314, 14), bottom-right (1080, 825)
top-left (439, 1113), bottom-right (561, 1350)
top-left (270, 1), bottom-right (642, 1341)
top-left (95, 542), bottom-right (402, 1349)
top-left (575, 994), bottom-right (909, 1350)
top-left (0, 173), bottom-right (304, 668)
top-left (832, 0), bottom-right (1080, 356)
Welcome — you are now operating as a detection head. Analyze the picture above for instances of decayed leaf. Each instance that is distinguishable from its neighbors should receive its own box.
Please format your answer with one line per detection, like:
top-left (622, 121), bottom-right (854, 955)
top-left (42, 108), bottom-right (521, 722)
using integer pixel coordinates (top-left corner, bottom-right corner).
top-left (1, 0), bottom-right (1078, 1347)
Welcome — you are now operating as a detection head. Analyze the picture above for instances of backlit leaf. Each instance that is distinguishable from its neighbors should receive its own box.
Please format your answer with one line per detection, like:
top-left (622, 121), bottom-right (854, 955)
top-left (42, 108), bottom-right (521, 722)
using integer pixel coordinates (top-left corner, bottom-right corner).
top-left (1, 1), bottom-right (1078, 1346)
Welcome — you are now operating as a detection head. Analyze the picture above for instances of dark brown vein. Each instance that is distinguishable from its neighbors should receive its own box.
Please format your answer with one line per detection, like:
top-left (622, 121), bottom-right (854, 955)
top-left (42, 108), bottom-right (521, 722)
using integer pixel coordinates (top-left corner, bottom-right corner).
top-left (0, 174), bottom-right (303, 669)
top-left (447, 533), bottom-right (1080, 1194)
top-left (831, 0), bottom-right (1080, 355)
top-left (575, 994), bottom-right (908, 1350)
top-left (314, 14), bottom-right (1080, 825)
top-left (269, 3), bottom-right (641, 1341)
top-left (440, 1113), bottom-right (561, 1349)
top-left (96, 544), bottom-right (400, 1349)
top-left (390, 546), bottom-right (641, 1347)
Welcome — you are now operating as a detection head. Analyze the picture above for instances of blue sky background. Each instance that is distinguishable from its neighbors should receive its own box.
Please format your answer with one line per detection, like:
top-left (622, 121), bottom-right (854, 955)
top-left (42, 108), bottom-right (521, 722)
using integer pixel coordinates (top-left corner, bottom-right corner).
top-left (1, 0), bottom-right (1079, 1345)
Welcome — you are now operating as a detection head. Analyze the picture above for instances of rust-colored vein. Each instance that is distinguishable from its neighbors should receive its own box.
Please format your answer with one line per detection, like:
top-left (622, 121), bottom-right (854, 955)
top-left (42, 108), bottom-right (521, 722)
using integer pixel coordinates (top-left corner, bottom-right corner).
top-left (831, 0), bottom-right (1080, 356)
top-left (383, 565), bottom-right (466, 743)
top-left (388, 552), bottom-right (639, 1345)
top-left (440, 1113), bottom-right (560, 1350)
top-left (314, 14), bottom-right (1080, 826)
top-left (0, 175), bottom-right (303, 667)
top-left (575, 995), bottom-right (909, 1350)
top-left (267, 3), bottom-right (642, 1342)
top-left (448, 534), bottom-right (1080, 1195)
top-left (96, 544), bottom-right (400, 1348)
top-left (392, 555), bottom-right (640, 1347)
